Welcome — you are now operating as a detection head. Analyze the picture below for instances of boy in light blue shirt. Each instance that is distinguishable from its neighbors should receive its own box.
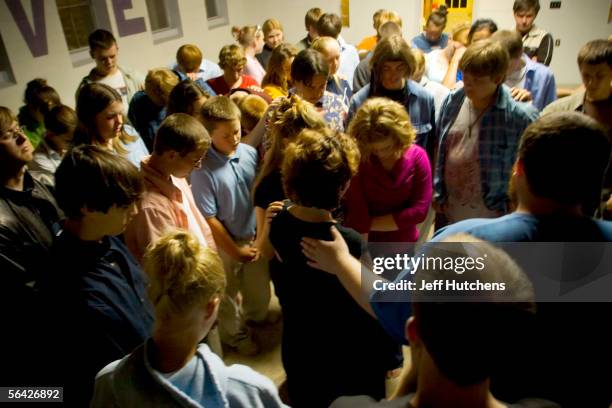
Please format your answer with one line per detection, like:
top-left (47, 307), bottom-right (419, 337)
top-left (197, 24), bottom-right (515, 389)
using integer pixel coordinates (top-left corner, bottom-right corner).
top-left (492, 30), bottom-right (556, 111)
top-left (191, 96), bottom-right (270, 356)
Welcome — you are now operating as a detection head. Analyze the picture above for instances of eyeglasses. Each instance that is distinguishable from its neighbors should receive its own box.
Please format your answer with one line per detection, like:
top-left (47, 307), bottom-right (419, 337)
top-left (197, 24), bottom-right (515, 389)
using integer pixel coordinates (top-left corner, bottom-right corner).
top-left (1, 125), bottom-right (27, 142)
top-left (190, 152), bottom-right (207, 168)
top-left (192, 156), bottom-right (204, 167)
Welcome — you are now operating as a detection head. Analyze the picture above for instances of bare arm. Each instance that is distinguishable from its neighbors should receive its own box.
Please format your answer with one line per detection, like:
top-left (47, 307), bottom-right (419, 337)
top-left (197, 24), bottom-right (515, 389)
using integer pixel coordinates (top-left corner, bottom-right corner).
top-left (253, 202), bottom-right (284, 260)
top-left (442, 46), bottom-right (466, 89)
top-left (206, 216), bottom-right (259, 262)
top-left (242, 113), bottom-right (266, 148)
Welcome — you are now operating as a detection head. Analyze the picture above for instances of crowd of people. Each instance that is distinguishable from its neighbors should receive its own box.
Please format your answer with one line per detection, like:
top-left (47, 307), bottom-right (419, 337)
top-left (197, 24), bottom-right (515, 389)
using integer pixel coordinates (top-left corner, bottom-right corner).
top-left (1, 0), bottom-right (611, 406)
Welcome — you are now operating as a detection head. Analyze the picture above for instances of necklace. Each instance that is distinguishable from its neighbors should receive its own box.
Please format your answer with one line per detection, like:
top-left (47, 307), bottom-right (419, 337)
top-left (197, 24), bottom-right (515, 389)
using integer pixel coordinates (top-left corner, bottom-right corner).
top-left (467, 96), bottom-right (495, 138)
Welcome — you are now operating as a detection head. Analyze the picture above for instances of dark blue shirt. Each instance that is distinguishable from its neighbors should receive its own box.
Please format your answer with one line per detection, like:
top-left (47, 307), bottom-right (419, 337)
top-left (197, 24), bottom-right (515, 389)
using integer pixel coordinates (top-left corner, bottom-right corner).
top-left (41, 232), bottom-right (154, 405)
top-left (128, 90), bottom-right (165, 152)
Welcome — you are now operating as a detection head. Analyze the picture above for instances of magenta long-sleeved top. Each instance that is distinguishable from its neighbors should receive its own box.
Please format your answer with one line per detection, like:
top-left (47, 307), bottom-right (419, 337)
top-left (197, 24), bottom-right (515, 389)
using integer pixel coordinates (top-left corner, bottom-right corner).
top-left (344, 144), bottom-right (432, 243)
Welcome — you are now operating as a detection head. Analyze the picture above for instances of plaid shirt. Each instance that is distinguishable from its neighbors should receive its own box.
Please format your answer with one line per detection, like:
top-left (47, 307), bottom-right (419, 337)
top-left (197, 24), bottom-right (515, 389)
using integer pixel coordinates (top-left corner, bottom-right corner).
top-left (434, 85), bottom-right (539, 212)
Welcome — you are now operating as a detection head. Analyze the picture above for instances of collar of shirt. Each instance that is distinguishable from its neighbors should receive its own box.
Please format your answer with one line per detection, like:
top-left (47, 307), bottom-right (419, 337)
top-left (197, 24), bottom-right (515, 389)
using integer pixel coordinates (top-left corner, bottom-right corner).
top-left (0, 170), bottom-right (35, 199)
top-left (492, 85), bottom-right (510, 110)
top-left (523, 25), bottom-right (542, 39)
top-left (421, 32), bottom-right (444, 46)
top-left (207, 145), bottom-right (241, 164)
top-left (58, 229), bottom-right (113, 262)
top-left (140, 156), bottom-right (182, 202)
top-left (570, 89), bottom-right (587, 111)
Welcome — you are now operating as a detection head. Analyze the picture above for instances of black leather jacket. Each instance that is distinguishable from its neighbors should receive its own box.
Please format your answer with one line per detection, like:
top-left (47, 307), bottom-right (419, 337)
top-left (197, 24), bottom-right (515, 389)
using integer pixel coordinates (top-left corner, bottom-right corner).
top-left (0, 171), bottom-right (62, 294)
top-left (0, 171), bottom-right (63, 384)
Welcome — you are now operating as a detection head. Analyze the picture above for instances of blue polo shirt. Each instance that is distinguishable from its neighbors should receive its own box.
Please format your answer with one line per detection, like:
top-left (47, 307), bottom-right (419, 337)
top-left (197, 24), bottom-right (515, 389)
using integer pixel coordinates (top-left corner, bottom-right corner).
top-left (171, 59), bottom-right (223, 82)
top-left (191, 143), bottom-right (259, 241)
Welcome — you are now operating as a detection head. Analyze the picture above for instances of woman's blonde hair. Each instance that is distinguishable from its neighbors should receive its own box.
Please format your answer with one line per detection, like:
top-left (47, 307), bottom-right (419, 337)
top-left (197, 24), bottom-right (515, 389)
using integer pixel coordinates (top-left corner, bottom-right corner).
top-left (231, 25), bottom-right (262, 48)
top-left (143, 230), bottom-right (226, 321)
top-left (282, 127), bottom-right (360, 210)
top-left (252, 94), bottom-right (326, 202)
top-left (348, 97), bottom-right (415, 159)
top-left (218, 44), bottom-right (247, 70)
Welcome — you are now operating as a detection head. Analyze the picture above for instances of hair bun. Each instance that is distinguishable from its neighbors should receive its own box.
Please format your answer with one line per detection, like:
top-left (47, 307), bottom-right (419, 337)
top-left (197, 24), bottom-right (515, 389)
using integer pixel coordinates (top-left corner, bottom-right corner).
top-left (436, 4), bottom-right (448, 15)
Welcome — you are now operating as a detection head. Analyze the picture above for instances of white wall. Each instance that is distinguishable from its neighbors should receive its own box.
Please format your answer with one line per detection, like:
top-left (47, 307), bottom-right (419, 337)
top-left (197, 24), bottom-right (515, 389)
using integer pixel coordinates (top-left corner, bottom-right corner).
top-left (235, 0), bottom-right (422, 48)
top-left (246, 0), bottom-right (610, 86)
top-left (0, 0), bottom-right (609, 111)
top-left (0, 0), bottom-right (241, 111)
top-left (474, 0), bottom-right (611, 86)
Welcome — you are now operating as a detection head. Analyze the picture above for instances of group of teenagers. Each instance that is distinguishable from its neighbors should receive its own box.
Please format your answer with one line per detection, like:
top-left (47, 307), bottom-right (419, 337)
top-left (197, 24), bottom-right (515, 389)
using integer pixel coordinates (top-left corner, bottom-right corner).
top-left (1, 0), bottom-right (612, 406)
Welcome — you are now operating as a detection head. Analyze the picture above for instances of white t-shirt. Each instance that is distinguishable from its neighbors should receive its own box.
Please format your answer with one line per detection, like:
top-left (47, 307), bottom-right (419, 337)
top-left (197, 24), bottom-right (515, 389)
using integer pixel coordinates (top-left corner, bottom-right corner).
top-left (424, 49), bottom-right (449, 84)
top-left (443, 99), bottom-right (503, 223)
top-left (98, 70), bottom-right (129, 114)
top-left (421, 77), bottom-right (450, 121)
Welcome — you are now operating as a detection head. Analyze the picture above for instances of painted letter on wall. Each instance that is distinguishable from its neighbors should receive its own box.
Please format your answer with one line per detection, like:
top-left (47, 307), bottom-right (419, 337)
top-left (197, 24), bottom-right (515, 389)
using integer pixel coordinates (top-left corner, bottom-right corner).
top-left (112, 0), bottom-right (146, 37)
top-left (5, 0), bottom-right (47, 57)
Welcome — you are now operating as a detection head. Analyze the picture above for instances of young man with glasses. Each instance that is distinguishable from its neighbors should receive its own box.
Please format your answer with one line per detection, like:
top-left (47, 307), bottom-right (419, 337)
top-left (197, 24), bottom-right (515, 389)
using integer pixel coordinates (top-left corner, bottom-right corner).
top-left (0, 106), bottom-right (63, 385)
top-left (125, 113), bottom-right (216, 263)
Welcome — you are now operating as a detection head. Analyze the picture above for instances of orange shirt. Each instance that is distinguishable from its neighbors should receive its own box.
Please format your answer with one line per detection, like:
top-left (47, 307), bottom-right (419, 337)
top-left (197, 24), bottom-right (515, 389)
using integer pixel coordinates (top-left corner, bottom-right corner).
top-left (357, 35), bottom-right (377, 52)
